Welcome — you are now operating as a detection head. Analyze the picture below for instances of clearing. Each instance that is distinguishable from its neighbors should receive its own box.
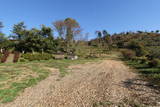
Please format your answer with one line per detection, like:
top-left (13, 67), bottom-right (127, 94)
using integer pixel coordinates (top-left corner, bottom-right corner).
top-left (0, 59), bottom-right (160, 107)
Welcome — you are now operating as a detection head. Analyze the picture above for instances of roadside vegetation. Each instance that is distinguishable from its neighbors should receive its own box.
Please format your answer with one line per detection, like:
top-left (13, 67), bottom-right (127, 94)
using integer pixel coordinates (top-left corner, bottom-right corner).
top-left (0, 18), bottom-right (160, 103)
top-left (90, 30), bottom-right (160, 87)
top-left (126, 60), bottom-right (160, 86)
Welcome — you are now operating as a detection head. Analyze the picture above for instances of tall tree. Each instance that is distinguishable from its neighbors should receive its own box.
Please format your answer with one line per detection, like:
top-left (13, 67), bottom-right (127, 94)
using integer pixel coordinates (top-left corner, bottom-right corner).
top-left (103, 30), bottom-right (109, 37)
top-left (96, 31), bottom-right (102, 39)
top-left (95, 31), bottom-right (101, 47)
top-left (52, 18), bottom-right (81, 53)
top-left (103, 30), bottom-right (112, 45)
top-left (24, 28), bottom-right (43, 53)
top-left (40, 25), bottom-right (56, 53)
top-left (0, 22), bottom-right (11, 52)
top-left (0, 22), bottom-right (4, 37)
top-left (53, 20), bottom-right (66, 38)
top-left (64, 18), bottom-right (81, 42)
top-left (11, 22), bottom-right (26, 40)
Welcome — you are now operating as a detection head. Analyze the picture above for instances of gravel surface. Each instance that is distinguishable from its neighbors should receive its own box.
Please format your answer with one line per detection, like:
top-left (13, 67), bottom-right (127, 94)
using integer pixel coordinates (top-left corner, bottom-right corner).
top-left (1, 60), bottom-right (160, 107)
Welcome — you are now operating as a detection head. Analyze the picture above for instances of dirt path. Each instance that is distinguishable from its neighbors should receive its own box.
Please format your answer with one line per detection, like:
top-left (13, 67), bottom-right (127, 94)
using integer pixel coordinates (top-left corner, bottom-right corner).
top-left (1, 60), bottom-right (160, 107)
top-left (6, 54), bottom-right (14, 63)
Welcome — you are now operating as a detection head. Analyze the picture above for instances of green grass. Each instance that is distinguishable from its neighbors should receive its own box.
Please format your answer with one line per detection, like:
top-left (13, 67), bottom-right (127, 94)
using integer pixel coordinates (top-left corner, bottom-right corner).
top-left (0, 58), bottom-right (101, 103)
top-left (0, 62), bottom-right (50, 103)
top-left (126, 60), bottom-right (160, 87)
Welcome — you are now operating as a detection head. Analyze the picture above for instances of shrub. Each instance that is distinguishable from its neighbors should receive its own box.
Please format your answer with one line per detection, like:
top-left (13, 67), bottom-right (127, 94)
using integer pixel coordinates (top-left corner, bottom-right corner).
top-left (148, 59), bottom-right (159, 68)
top-left (13, 51), bottom-right (20, 63)
top-left (1, 51), bottom-right (10, 63)
top-left (131, 57), bottom-right (139, 62)
top-left (85, 54), bottom-right (99, 59)
top-left (139, 57), bottom-right (148, 64)
top-left (147, 48), bottom-right (160, 60)
top-left (127, 40), bottom-right (147, 57)
top-left (134, 57), bottom-right (148, 64)
top-left (22, 53), bottom-right (53, 61)
top-left (127, 40), bottom-right (140, 49)
top-left (121, 50), bottom-right (136, 60)
top-left (135, 48), bottom-right (148, 57)
top-left (0, 54), bottom-right (2, 58)
top-left (19, 58), bottom-right (28, 62)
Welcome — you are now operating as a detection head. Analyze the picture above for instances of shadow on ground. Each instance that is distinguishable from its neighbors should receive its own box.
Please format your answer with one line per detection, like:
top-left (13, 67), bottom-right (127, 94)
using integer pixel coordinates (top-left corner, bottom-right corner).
top-left (121, 77), bottom-right (160, 106)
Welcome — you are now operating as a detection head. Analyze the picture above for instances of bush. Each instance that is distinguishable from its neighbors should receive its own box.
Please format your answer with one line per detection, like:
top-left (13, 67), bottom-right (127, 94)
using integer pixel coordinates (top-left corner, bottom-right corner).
top-left (0, 54), bottom-right (2, 59)
top-left (22, 53), bottom-right (53, 61)
top-left (121, 50), bottom-right (136, 60)
top-left (85, 54), bottom-right (99, 59)
top-left (131, 57), bottom-right (147, 64)
top-left (1, 51), bottom-right (10, 63)
top-left (147, 48), bottom-right (160, 60)
top-left (131, 57), bottom-right (139, 62)
top-left (139, 57), bottom-right (148, 64)
top-left (19, 58), bottom-right (28, 62)
top-left (127, 40), bottom-right (147, 57)
top-left (135, 48), bottom-right (148, 57)
top-left (148, 59), bottom-right (159, 68)
top-left (134, 57), bottom-right (148, 64)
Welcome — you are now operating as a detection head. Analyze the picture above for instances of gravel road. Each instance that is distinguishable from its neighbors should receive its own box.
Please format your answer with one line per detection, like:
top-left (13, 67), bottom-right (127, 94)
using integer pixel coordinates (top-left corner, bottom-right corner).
top-left (1, 60), bottom-right (160, 107)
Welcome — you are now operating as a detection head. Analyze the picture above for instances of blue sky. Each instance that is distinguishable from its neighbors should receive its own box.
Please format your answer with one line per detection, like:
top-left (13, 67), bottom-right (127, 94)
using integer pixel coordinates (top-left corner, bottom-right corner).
top-left (0, 0), bottom-right (160, 39)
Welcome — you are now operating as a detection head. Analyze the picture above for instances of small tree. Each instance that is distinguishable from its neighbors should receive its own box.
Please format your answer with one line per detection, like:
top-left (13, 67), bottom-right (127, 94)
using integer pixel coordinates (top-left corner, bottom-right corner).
top-left (148, 59), bottom-right (159, 68)
top-left (127, 40), bottom-right (147, 57)
top-left (121, 49), bottom-right (136, 60)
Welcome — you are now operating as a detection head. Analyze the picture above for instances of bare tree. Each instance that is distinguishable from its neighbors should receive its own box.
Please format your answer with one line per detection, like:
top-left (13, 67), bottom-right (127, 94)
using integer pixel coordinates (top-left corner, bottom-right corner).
top-left (53, 20), bottom-right (66, 39)
top-left (53, 18), bottom-right (82, 41)
top-left (53, 18), bottom-right (82, 53)
top-left (64, 18), bottom-right (81, 42)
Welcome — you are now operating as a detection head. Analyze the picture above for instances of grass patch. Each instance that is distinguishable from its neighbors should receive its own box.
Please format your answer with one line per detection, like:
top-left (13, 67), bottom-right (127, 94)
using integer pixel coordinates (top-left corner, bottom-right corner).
top-left (0, 58), bottom-right (101, 103)
top-left (0, 62), bottom-right (50, 103)
top-left (125, 60), bottom-right (160, 87)
top-left (43, 58), bottom-right (102, 77)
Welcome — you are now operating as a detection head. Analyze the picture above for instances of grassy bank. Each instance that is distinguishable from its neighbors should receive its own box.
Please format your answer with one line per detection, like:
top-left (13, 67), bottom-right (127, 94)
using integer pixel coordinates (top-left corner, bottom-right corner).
top-left (0, 58), bottom-right (101, 103)
top-left (126, 60), bottom-right (160, 87)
